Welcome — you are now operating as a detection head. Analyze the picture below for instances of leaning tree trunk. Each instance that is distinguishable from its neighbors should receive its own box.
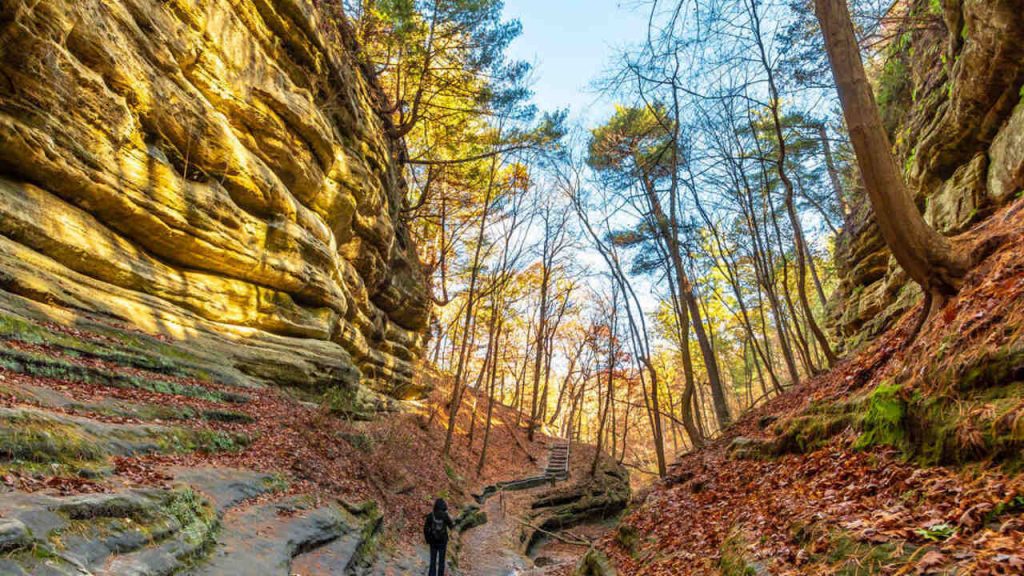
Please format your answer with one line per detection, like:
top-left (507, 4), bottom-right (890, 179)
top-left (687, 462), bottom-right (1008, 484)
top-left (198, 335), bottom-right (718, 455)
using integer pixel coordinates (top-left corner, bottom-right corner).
top-left (813, 0), bottom-right (970, 300)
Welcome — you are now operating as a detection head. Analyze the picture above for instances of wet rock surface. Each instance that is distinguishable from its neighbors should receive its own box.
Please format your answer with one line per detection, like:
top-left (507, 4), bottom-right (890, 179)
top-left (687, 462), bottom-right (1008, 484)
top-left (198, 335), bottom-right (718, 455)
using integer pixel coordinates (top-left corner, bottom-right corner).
top-left (187, 496), bottom-right (358, 576)
top-left (0, 467), bottom-right (376, 576)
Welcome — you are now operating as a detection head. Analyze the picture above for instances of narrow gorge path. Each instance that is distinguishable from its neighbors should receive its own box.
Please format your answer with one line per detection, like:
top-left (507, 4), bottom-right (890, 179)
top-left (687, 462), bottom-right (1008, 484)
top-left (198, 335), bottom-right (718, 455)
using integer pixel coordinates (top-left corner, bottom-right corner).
top-left (454, 439), bottom-right (576, 576)
top-left (458, 487), bottom-right (533, 575)
top-left (448, 438), bottom-right (632, 576)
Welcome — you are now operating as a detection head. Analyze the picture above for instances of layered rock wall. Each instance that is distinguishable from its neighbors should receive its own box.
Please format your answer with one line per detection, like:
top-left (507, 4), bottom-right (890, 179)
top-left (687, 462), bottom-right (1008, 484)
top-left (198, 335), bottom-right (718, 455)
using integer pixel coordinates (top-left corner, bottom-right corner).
top-left (0, 0), bottom-right (429, 396)
top-left (833, 0), bottom-right (1024, 347)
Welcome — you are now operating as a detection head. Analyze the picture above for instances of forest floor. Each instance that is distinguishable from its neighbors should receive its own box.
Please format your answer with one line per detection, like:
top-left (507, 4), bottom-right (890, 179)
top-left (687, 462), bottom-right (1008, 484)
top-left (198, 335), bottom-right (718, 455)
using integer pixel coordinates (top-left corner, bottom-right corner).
top-left (596, 200), bottom-right (1024, 574)
top-left (0, 300), bottom-right (552, 573)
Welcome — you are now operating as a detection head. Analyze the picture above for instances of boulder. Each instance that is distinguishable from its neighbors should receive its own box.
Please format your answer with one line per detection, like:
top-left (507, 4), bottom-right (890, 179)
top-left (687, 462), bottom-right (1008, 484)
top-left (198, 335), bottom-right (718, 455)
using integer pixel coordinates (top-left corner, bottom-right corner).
top-left (989, 101), bottom-right (1024, 203)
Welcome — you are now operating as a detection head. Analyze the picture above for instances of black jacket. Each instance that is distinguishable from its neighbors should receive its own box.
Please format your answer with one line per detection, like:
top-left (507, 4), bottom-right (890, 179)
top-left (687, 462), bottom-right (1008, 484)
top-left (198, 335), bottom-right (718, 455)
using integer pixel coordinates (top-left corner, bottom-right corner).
top-left (423, 500), bottom-right (455, 545)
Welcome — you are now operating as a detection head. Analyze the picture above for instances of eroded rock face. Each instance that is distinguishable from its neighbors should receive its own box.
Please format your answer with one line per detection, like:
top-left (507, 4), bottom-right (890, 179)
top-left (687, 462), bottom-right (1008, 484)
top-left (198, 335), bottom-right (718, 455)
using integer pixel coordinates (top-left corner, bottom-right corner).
top-left (833, 0), bottom-right (1024, 348)
top-left (0, 0), bottom-right (429, 395)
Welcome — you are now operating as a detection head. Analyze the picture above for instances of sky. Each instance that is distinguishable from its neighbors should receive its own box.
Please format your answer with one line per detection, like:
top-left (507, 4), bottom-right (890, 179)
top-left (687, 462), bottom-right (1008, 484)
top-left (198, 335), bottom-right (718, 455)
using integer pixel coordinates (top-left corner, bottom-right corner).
top-left (501, 0), bottom-right (651, 124)
top-left (499, 1), bottom-right (660, 313)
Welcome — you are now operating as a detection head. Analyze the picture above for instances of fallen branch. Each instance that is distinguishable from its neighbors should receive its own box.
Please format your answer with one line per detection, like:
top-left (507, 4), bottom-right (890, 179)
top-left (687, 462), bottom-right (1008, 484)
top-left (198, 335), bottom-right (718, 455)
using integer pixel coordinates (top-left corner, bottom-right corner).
top-left (509, 515), bottom-right (592, 547)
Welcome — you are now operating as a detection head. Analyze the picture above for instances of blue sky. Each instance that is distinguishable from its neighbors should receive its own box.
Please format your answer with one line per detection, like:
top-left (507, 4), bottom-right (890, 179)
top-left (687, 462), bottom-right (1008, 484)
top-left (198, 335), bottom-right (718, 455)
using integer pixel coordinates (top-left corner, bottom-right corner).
top-left (501, 0), bottom-right (650, 124)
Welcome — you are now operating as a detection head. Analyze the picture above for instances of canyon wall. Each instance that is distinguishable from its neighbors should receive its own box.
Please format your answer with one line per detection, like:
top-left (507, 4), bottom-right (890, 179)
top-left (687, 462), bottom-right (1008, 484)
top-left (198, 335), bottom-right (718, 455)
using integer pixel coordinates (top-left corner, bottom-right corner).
top-left (832, 0), bottom-right (1024, 348)
top-left (0, 0), bottom-right (430, 397)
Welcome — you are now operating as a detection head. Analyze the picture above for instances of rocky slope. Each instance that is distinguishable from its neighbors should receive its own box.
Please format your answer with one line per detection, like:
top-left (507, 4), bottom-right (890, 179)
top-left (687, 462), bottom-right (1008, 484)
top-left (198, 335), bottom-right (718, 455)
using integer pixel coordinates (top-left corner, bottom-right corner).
top-left (0, 312), bottom-right (552, 574)
top-left (596, 198), bottom-right (1024, 574)
top-left (832, 0), bottom-right (1024, 348)
top-left (0, 2), bottom-right (468, 573)
top-left (0, 0), bottom-right (429, 400)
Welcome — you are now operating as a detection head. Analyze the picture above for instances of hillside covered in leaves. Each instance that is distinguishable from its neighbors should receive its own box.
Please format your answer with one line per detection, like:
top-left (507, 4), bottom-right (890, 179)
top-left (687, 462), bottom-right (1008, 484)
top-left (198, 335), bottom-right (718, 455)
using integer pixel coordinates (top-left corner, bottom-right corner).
top-left (1, 0), bottom-right (1024, 574)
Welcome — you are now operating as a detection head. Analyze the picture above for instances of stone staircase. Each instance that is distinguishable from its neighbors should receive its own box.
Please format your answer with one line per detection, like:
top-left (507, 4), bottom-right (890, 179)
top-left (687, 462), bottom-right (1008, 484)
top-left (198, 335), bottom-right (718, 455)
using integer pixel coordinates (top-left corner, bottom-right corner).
top-left (543, 440), bottom-right (570, 481)
top-left (473, 439), bottom-right (572, 504)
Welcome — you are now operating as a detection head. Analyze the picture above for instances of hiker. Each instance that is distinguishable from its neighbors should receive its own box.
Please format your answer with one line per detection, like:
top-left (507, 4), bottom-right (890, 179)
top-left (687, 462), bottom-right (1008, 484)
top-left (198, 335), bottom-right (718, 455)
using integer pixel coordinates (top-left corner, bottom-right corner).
top-left (423, 498), bottom-right (455, 576)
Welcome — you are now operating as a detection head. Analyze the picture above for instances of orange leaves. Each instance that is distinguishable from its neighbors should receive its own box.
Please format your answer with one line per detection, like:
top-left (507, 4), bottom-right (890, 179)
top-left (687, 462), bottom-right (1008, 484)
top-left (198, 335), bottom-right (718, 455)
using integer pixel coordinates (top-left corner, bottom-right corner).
top-left (597, 430), bottom-right (1024, 575)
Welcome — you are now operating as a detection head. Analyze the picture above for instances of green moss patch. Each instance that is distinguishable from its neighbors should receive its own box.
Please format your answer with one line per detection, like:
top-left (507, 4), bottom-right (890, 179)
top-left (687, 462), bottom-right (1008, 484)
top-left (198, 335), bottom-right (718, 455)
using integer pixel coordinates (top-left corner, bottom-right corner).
top-left (0, 412), bottom-right (107, 465)
top-left (45, 488), bottom-right (218, 563)
top-left (767, 375), bottom-right (1024, 470)
top-left (159, 428), bottom-right (252, 454)
top-left (818, 531), bottom-right (903, 575)
top-left (615, 524), bottom-right (641, 557)
top-left (0, 347), bottom-right (247, 404)
top-left (321, 385), bottom-right (384, 421)
top-left (772, 400), bottom-right (861, 455)
top-left (853, 382), bottom-right (907, 451)
top-left (574, 548), bottom-right (618, 576)
top-left (166, 488), bottom-right (218, 547)
top-left (719, 530), bottom-right (759, 576)
top-left (346, 500), bottom-right (383, 570)
top-left (200, 409), bottom-right (255, 424)
top-left (947, 345), bottom-right (1024, 393)
top-left (0, 313), bottom-right (208, 381)
top-left (0, 409), bottom-right (250, 478)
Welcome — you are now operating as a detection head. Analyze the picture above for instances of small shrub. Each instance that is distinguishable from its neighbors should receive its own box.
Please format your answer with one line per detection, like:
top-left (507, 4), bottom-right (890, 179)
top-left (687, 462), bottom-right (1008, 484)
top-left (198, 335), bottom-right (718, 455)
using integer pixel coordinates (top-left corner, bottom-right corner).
top-left (322, 386), bottom-right (360, 419)
top-left (165, 489), bottom-right (218, 546)
top-left (341, 432), bottom-right (374, 453)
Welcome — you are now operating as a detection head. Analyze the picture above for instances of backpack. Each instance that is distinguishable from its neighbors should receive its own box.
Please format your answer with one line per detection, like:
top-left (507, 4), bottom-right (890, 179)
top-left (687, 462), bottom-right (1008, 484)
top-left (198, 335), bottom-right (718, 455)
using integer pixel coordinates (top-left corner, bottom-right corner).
top-left (426, 513), bottom-right (447, 544)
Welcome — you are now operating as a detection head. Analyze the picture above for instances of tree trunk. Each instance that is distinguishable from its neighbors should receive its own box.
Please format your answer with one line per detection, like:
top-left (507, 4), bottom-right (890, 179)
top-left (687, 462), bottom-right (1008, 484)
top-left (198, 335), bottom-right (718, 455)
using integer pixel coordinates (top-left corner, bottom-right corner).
top-left (642, 178), bottom-right (732, 429)
top-left (593, 294), bottom-right (617, 476)
top-left (645, 363), bottom-right (667, 476)
top-left (529, 263), bottom-right (550, 441)
top-left (468, 296), bottom-right (501, 450)
top-left (814, 0), bottom-right (970, 298)
top-left (442, 153), bottom-right (498, 456)
top-left (785, 191), bottom-right (838, 366)
top-left (677, 302), bottom-right (704, 447)
top-left (548, 344), bottom-right (580, 426)
top-left (477, 318), bottom-right (503, 476)
top-left (817, 123), bottom-right (849, 218)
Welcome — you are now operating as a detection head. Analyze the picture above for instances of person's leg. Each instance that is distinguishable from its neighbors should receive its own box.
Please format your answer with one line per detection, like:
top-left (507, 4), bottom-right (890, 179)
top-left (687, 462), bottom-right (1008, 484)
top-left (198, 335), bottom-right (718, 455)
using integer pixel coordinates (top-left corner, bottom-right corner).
top-left (428, 545), bottom-right (438, 576)
top-left (437, 541), bottom-right (447, 576)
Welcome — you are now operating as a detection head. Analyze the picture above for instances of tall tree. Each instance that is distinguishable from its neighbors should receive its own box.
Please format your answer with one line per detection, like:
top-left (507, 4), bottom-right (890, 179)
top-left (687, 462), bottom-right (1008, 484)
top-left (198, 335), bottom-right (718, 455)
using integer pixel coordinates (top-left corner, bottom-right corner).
top-left (745, 0), bottom-right (837, 366)
top-left (528, 201), bottom-right (572, 440)
top-left (589, 105), bottom-right (732, 429)
top-left (812, 0), bottom-right (970, 305)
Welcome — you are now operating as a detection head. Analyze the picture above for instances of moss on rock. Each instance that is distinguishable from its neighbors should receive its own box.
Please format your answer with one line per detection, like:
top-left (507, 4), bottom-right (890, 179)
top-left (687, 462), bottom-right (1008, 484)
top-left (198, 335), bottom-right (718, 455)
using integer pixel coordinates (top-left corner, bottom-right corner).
top-left (853, 382), bottom-right (908, 451)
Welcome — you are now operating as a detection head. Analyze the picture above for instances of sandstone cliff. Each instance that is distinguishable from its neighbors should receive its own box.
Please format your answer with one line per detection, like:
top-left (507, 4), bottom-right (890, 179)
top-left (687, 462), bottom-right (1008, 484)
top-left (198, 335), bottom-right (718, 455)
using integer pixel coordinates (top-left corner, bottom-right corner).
top-left (0, 0), bottom-right (429, 398)
top-left (832, 0), bottom-right (1024, 347)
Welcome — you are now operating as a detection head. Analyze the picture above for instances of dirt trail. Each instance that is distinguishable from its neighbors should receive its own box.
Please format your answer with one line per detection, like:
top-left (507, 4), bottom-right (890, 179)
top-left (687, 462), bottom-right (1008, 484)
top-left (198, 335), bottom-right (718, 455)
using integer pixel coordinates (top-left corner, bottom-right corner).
top-left (452, 439), bottom-right (609, 576)
top-left (459, 489), bottom-right (534, 575)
